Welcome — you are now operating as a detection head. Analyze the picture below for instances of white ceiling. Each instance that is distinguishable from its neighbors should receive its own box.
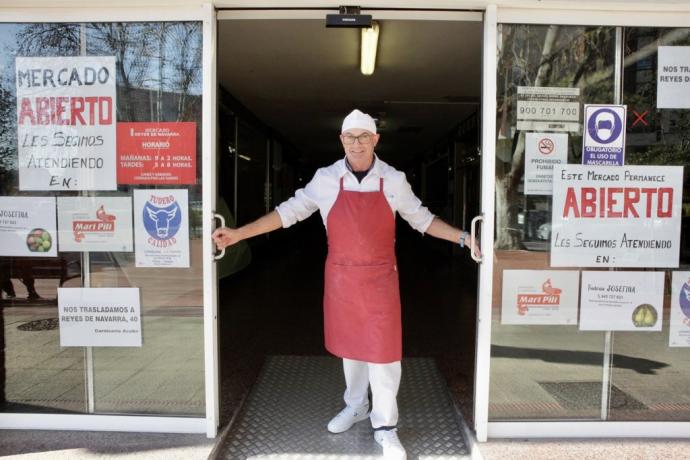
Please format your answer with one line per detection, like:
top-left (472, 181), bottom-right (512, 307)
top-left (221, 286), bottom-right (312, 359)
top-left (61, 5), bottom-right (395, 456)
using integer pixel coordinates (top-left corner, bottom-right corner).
top-left (218, 19), bottom-right (482, 167)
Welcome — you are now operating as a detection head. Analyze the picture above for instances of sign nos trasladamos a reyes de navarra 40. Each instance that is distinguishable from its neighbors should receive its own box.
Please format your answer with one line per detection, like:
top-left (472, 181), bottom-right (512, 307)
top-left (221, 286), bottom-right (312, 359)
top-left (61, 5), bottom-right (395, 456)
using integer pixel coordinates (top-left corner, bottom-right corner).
top-left (16, 56), bottom-right (117, 191)
top-left (550, 164), bottom-right (683, 268)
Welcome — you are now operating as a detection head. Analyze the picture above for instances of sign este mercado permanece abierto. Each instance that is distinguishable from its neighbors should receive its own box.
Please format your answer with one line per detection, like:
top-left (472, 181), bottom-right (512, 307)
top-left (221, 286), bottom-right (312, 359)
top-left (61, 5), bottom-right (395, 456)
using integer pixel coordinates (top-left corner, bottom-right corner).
top-left (16, 56), bottom-right (117, 191)
top-left (550, 164), bottom-right (683, 268)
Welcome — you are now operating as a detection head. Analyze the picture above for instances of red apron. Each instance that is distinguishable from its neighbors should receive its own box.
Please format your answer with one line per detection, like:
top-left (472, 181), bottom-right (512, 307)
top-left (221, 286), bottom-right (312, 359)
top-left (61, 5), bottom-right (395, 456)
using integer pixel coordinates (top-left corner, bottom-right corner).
top-left (324, 176), bottom-right (402, 364)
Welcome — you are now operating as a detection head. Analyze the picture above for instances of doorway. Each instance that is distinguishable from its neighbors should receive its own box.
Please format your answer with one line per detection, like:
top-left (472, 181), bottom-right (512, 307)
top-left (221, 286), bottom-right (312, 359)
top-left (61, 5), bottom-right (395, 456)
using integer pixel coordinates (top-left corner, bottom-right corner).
top-left (213, 9), bottom-right (483, 455)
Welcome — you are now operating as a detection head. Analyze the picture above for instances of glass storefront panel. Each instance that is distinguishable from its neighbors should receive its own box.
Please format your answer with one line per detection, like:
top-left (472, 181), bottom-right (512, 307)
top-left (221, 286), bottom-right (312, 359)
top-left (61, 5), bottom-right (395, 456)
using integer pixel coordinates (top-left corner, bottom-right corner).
top-left (489, 24), bottom-right (616, 420)
top-left (0, 21), bottom-right (204, 417)
top-left (607, 26), bottom-right (690, 422)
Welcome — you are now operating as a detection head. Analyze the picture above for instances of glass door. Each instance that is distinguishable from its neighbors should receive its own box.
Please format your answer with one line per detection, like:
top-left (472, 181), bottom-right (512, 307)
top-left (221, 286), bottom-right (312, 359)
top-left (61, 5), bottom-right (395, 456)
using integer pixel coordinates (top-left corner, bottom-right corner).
top-left (480, 8), bottom-right (690, 438)
top-left (0, 5), bottom-right (217, 435)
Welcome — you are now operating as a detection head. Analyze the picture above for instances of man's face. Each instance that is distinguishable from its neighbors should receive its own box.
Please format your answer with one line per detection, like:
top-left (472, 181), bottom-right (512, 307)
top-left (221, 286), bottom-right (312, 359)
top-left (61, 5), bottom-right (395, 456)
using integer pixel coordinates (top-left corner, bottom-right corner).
top-left (340, 128), bottom-right (379, 167)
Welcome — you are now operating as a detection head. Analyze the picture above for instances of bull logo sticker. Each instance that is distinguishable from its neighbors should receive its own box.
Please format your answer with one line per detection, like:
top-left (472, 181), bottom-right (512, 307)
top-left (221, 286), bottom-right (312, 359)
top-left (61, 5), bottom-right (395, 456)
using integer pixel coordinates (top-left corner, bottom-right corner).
top-left (670, 272), bottom-right (690, 347)
top-left (143, 200), bottom-right (181, 241)
top-left (134, 189), bottom-right (189, 267)
top-left (680, 280), bottom-right (690, 319)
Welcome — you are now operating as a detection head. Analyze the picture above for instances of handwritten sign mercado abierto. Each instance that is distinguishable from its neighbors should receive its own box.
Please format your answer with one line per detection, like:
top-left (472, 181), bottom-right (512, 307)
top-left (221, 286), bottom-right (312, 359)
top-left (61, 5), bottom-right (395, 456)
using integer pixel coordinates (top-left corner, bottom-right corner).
top-left (16, 56), bottom-right (117, 191)
top-left (550, 165), bottom-right (683, 268)
top-left (58, 287), bottom-right (141, 347)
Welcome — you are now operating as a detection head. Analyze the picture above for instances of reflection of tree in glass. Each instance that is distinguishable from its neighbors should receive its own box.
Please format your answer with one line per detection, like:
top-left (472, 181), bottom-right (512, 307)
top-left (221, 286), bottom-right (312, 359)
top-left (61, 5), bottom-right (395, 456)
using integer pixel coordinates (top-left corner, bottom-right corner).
top-left (14, 22), bottom-right (201, 123)
top-left (495, 25), bottom-right (615, 249)
top-left (0, 74), bottom-right (16, 193)
top-left (623, 28), bottom-right (690, 167)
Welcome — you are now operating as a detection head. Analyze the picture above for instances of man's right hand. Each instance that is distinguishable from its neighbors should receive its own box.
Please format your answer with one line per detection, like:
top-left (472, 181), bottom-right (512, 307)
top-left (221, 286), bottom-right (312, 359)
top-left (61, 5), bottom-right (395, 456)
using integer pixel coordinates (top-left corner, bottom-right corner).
top-left (212, 227), bottom-right (242, 250)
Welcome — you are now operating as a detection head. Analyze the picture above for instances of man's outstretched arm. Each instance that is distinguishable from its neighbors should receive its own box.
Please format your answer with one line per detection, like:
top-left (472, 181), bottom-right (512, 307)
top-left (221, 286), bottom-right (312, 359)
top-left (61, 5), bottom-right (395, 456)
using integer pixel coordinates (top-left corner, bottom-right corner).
top-left (212, 210), bottom-right (283, 249)
top-left (425, 217), bottom-right (480, 256)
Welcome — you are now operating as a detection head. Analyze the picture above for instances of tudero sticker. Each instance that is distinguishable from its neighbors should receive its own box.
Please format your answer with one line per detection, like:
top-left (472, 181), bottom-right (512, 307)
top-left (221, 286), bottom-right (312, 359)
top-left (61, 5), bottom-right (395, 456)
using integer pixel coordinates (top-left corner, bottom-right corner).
top-left (501, 270), bottom-right (580, 325)
top-left (57, 197), bottom-right (133, 252)
top-left (16, 56), bottom-right (117, 191)
top-left (582, 104), bottom-right (627, 166)
top-left (550, 164), bottom-right (683, 268)
top-left (670, 272), bottom-right (690, 347)
top-left (117, 122), bottom-right (197, 185)
top-left (0, 196), bottom-right (57, 257)
top-left (133, 189), bottom-right (189, 267)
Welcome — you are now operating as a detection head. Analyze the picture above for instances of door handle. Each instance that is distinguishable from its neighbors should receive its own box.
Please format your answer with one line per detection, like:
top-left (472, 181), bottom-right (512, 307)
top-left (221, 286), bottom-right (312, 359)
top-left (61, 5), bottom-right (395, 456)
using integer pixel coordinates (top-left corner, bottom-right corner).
top-left (213, 212), bottom-right (226, 261)
top-left (470, 214), bottom-right (483, 263)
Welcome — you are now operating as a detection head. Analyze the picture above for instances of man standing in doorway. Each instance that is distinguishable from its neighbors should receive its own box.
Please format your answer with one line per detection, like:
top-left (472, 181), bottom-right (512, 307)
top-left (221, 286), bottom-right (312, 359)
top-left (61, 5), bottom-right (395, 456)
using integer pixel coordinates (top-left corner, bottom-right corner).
top-left (213, 109), bottom-right (478, 459)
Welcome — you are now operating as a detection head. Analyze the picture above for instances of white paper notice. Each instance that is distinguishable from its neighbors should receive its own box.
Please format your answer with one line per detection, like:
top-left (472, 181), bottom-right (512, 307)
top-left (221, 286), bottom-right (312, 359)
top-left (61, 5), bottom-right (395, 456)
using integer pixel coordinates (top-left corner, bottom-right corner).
top-left (16, 56), bottom-right (117, 191)
top-left (657, 46), bottom-right (690, 109)
top-left (133, 189), bottom-right (189, 267)
top-left (516, 86), bottom-right (580, 132)
top-left (579, 271), bottom-right (664, 331)
top-left (0, 196), bottom-right (57, 257)
top-left (57, 196), bottom-right (133, 252)
top-left (501, 270), bottom-right (580, 325)
top-left (58, 288), bottom-right (141, 347)
top-left (670, 271), bottom-right (690, 347)
top-left (550, 165), bottom-right (683, 268)
top-left (524, 132), bottom-right (568, 195)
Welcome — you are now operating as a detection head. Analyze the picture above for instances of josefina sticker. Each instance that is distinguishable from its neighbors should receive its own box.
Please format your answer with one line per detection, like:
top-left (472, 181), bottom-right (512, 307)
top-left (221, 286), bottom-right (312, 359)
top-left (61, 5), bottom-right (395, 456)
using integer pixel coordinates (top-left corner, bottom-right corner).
top-left (16, 56), bottom-right (117, 191)
top-left (117, 122), bottom-right (197, 185)
top-left (550, 165), bottom-right (683, 268)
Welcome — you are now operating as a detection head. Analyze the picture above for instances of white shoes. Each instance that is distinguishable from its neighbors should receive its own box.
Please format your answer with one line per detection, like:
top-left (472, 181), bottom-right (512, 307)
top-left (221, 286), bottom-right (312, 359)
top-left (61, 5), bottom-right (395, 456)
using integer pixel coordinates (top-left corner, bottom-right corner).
top-left (327, 404), bottom-right (370, 433)
top-left (374, 429), bottom-right (407, 460)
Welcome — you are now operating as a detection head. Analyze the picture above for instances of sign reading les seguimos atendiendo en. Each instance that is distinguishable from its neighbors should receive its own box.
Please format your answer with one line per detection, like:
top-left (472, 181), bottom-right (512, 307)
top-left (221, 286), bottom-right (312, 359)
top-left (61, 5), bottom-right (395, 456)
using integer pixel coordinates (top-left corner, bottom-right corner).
top-left (58, 287), bottom-right (141, 347)
top-left (16, 56), bottom-right (117, 191)
top-left (551, 165), bottom-right (683, 268)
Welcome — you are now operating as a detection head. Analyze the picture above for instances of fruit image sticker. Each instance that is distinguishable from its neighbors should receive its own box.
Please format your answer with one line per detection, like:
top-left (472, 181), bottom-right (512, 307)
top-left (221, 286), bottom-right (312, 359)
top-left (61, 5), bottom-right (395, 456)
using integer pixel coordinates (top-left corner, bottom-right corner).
top-left (632, 304), bottom-right (658, 328)
top-left (26, 228), bottom-right (52, 252)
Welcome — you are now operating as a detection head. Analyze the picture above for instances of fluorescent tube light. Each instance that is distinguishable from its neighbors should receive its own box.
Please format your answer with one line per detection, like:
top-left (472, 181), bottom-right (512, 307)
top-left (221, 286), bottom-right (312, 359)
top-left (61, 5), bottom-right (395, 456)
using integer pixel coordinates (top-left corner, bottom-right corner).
top-left (360, 21), bottom-right (379, 76)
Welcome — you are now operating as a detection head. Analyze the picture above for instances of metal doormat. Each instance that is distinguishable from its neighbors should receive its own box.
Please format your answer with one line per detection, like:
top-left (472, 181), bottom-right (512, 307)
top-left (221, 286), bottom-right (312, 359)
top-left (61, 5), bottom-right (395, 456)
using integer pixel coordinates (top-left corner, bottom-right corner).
top-left (539, 381), bottom-right (648, 411)
top-left (213, 356), bottom-right (470, 460)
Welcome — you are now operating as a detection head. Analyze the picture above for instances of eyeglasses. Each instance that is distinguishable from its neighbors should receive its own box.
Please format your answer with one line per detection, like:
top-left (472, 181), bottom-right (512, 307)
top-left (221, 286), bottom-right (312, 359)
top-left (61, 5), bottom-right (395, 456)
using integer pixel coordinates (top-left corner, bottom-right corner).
top-left (341, 133), bottom-right (374, 145)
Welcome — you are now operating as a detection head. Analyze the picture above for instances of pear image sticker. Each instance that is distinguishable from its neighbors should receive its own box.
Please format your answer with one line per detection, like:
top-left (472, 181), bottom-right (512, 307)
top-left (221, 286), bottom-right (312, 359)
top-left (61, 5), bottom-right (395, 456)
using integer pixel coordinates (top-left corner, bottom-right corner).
top-left (632, 304), bottom-right (658, 327)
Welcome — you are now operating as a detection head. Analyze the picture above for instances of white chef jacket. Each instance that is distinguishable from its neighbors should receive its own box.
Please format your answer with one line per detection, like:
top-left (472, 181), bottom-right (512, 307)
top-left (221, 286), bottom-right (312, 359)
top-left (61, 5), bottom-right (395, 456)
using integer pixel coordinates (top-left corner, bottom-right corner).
top-left (275, 155), bottom-right (435, 233)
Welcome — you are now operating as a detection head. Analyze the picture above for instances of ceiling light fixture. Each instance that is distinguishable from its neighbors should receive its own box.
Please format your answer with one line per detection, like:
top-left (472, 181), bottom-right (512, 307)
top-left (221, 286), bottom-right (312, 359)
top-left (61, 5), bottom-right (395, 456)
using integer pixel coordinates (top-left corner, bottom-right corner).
top-left (360, 21), bottom-right (379, 76)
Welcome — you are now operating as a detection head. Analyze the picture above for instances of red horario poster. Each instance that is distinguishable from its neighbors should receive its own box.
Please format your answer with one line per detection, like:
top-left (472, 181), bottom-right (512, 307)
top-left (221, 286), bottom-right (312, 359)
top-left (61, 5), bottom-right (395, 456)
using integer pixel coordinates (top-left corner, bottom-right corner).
top-left (117, 122), bottom-right (196, 185)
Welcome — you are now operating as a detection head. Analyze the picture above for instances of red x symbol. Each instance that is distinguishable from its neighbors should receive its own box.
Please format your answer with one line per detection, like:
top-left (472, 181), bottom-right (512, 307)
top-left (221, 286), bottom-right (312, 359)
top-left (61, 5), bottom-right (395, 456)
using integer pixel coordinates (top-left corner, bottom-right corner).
top-left (631, 110), bottom-right (649, 127)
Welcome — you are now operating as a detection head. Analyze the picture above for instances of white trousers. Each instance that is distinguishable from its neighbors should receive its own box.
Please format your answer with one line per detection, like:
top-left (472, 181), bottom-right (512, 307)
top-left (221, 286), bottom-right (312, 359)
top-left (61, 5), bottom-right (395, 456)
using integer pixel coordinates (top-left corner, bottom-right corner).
top-left (342, 358), bottom-right (401, 429)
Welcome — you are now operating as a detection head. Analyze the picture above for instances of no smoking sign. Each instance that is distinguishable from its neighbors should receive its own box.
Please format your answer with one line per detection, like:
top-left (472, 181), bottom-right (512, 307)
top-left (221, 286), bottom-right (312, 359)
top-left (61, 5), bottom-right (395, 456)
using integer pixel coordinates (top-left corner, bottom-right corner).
top-left (538, 138), bottom-right (555, 155)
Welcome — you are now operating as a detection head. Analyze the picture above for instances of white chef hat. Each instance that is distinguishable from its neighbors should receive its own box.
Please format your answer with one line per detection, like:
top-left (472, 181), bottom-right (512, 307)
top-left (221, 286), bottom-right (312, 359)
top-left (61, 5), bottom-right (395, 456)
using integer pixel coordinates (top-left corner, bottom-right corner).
top-left (341, 109), bottom-right (377, 134)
